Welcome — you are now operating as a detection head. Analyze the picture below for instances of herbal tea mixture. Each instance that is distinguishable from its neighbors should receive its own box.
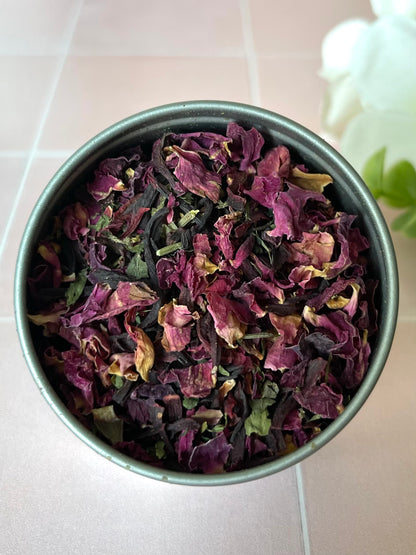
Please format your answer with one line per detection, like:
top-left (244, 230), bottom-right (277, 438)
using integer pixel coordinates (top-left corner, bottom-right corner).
top-left (27, 123), bottom-right (378, 473)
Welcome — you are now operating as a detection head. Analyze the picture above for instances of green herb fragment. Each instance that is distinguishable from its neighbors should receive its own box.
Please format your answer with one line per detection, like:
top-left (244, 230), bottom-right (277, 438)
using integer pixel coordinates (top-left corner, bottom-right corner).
top-left (126, 253), bottom-right (149, 280)
top-left (244, 407), bottom-right (272, 437)
top-left (254, 232), bottom-right (273, 263)
top-left (92, 405), bottom-right (123, 445)
top-left (65, 268), bottom-right (87, 307)
top-left (243, 332), bottom-right (277, 340)
top-left (244, 380), bottom-right (279, 437)
top-left (183, 397), bottom-right (198, 410)
top-left (200, 421), bottom-right (208, 433)
top-left (111, 374), bottom-right (124, 389)
top-left (211, 423), bottom-right (226, 433)
top-left (90, 212), bottom-right (112, 232)
top-left (178, 209), bottom-right (199, 227)
top-left (155, 440), bottom-right (167, 459)
top-left (362, 147), bottom-right (386, 198)
top-left (156, 242), bottom-right (182, 257)
top-left (151, 196), bottom-right (167, 215)
top-left (102, 231), bottom-right (144, 253)
top-left (217, 365), bottom-right (230, 376)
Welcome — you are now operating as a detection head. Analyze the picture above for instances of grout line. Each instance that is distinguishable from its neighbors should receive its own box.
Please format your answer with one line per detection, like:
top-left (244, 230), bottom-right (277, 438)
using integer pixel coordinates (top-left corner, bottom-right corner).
top-left (0, 0), bottom-right (84, 261)
top-left (296, 464), bottom-right (311, 555)
top-left (240, 0), bottom-right (261, 106)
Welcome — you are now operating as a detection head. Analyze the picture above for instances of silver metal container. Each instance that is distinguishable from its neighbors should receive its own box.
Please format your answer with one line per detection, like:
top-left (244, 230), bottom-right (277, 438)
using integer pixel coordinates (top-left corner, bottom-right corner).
top-left (14, 101), bottom-right (399, 485)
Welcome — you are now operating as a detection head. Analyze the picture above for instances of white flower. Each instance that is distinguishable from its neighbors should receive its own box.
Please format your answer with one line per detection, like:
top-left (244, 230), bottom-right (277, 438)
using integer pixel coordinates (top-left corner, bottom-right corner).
top-left (320, 0), bottom-right (416, 173)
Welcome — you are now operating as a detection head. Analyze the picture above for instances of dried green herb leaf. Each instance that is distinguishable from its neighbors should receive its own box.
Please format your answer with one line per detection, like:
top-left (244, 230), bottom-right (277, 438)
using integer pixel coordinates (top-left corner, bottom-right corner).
top-left (183, 397), bottom-right (199, 409)
top-left (65, 268), bottom-right (87, 307)
top-left (126, 253), bottom-right (149, 280)
top-left (92, 405), bottom-right (123, 445)
top-left (155, 440), bottom-right (167, 459)
top-left (111, 374), bottom-right (124, 389)
top-left (218, 365), bottom-right (230, 376)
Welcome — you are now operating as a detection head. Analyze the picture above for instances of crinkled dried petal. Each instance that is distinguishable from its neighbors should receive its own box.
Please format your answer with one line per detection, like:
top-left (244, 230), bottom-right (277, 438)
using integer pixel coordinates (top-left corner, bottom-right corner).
top-left (133, 327), bottom-right (155, 382)
top-left (290, 167), bottom-right (333, 193)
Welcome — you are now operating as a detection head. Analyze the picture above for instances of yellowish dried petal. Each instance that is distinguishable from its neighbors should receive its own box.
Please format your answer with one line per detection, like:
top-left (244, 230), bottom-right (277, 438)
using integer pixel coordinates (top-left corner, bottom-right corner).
top-left (290, 166), bottom-right (333, 193)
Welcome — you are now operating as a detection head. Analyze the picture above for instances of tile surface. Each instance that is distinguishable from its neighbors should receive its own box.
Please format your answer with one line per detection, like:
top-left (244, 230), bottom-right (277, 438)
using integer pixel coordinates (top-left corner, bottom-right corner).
top-left (2, 1), bottom-right (416, 554)
top-left (71, 0), bottom-right (245, 57)
top-left (257, 56), bottom-right (325, 133)
top-left (0, 327), bottom-right (303, 555)
top-left (0, 0), bottom-right (81, 55)
top-left (0, 57), bottom-right (59, 150)
top-left (39, 56), bottom-right (251, 151)
top-left (249, 0), bottom-right (375, 57)
top-left (301, 321), bottom-right (416, 555)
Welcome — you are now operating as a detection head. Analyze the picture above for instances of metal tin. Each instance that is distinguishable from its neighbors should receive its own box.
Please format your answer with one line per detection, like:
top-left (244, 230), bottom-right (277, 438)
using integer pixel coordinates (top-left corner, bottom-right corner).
top-left (14, 101), bottom-right (399, 485)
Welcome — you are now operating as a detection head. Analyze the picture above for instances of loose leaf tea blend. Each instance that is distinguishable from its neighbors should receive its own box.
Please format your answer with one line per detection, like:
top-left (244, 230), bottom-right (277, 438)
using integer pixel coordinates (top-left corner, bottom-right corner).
top-left (27, 123), bottom-right (378, 473)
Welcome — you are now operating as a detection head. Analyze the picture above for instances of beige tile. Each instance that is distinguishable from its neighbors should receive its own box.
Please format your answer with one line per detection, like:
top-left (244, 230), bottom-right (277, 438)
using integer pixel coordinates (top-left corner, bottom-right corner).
top-left (301, 321), bottom-right (416, 555)
top-left (249, 0), bottom-right (374, 57)
top-left (0, 0), bottom-right (80, 55)
top-left (3, 320), bottom-right (304, 554)
top-left (379, 206), bottom-right (416, 320)
top-left (39, 56), bottom-right (251, 151)
top-left (0, 56), bottom-right (58, 150)
top-left (258, 56), bottom-right (325, 134)
top-left (71, 0), bottom-right (244, 57)
top-left (0, 157), bottom-right (26, 235)
top-left (1, 156), bottom-right (68, 317)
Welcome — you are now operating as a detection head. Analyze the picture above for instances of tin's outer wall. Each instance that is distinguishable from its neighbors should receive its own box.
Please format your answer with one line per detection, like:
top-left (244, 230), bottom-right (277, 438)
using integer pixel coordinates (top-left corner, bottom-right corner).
top-left (14, 101), bottom-right (399, 486)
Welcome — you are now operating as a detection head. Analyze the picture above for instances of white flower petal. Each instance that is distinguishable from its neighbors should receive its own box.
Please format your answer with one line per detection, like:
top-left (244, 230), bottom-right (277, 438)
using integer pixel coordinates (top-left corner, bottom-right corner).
top-left (320, 75), bottom-right (363, 139)
top-left (340, 110), bottom-right (416, 174)
top-left (371, 0), bottom-right (416, 18)
top-left (320, 19), bottom-right (369, 81)
top-left (351, 15), bottom-right (416, 114)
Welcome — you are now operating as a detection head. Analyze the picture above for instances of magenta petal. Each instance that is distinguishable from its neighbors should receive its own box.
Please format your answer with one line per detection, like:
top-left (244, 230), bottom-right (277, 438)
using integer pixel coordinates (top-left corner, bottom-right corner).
top-left (294, 383), bottom-right (343, 419)
top-left (226, 122), bottom-right (265, 171)
top-left (257, 145), bottom-right (291, 178)
top-left (188, 432), bottom-right (232, 473)
top-left (171, 146), bottom-right (221, 202)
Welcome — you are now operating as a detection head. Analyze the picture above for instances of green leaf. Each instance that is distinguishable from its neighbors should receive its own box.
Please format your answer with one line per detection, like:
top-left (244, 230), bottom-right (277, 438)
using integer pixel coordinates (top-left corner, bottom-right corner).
top-left (65, 268), bottom-right (88, 307)
top-left (362, 147), bottom-right (386, 198)
top-left (183, 397), bottom-right (198, 410)
top-left (262, 380), bottom-right (279, 400)
top-left (90, 212), bottom-right (112, 232)
top-left (381, 160), bottom-right (416, 208)
top-left (218, 365), bottom-right (230, 376)
top-left (126, 253), bottom-right (149, 280)
top-left (155, 440), bottom-right (166, 459)
top-left (244, 406), bottom-right (271, 436)
top-left (111, 374), bottom-right (124, 389)
top-left (244, 380), bottom-right (278, 437)
top-left (92, 405), bottom-right (123, 445)
top-left (391, 207), bottom-right (416, 238)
